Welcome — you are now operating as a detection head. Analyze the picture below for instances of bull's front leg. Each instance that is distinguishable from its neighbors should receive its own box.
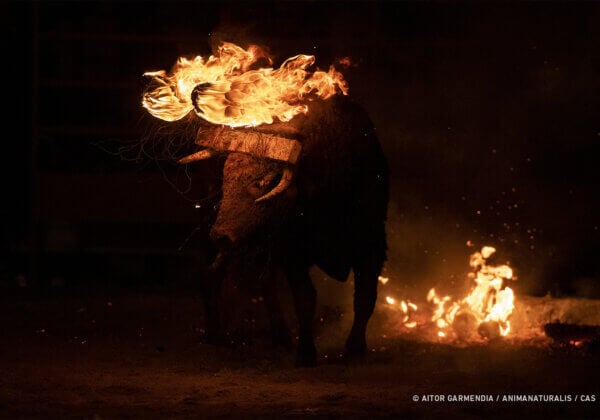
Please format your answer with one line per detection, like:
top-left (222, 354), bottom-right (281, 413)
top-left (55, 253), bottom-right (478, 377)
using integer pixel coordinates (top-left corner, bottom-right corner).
top-left (346, 251), bottom-right (382, 360)
top-left (285, 266), bottom-right (317, 367)
top-left (200, 262), bottom-right (226, 345)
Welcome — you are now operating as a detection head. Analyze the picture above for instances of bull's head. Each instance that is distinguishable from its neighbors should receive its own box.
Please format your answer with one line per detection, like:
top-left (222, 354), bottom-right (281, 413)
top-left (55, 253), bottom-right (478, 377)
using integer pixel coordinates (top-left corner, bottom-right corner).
top-left (179, 125), bottom-right (302, 265)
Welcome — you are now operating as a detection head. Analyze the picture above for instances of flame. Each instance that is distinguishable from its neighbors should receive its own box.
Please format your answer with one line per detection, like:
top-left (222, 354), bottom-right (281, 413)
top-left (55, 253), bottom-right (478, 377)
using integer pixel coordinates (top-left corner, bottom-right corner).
top-left (379, 245), bottom-right (517, 342)
top-left (142, 42), bottom-right (348, 127)
top-left (384, 294), bottom-right (418, 329)
top-left (427, 246), bottom-right (515, 340)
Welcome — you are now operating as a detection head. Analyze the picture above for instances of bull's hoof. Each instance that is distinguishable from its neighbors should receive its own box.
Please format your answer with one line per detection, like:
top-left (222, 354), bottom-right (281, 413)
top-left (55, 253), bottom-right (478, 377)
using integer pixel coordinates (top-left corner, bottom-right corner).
top-left (343, 349), bottom-right (367, 364)
top-left (295, 343), bottom-right (318, 367)
top-left (295, 353), bottom-right (318, 367)
top-left (344, 339), bottom-right (367, 364)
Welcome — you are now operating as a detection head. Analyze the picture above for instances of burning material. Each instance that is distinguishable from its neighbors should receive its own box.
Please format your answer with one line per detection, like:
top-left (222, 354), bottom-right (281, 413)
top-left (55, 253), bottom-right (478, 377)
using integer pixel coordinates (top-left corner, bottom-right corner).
top-left (142, 42), bottom-right (348, 127)
top-left (382, 245), bottom-right (517, 342)
top-left (379, 243), bottom-right (600, 347)
top-left (380, 276), bottom-right (419, 329)
top-left (382, 294), bottom-right (418, 329)
top-left (544, 323), bottom-right (600, 347)
top-left (428, 246), bottom-right (515, 340)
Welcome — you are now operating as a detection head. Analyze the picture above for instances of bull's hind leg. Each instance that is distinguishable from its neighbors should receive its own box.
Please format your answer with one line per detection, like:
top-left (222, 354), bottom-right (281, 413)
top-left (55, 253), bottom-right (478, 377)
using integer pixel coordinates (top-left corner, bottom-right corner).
top-left (346, 251), bottom-right (384, 360)
top-left (285, 266), bottom-right (318, 367)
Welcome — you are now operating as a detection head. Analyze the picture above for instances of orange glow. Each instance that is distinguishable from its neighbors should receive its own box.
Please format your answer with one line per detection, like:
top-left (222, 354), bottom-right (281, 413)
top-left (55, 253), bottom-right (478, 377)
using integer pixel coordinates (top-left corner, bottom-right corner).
top-left (380, 245), bottom-right (517, 342)
top-left (427, 246), bottom-right (515, 340)
top-left (142, 42), bottom-right (348, 127)
top-left (378, 276), bottom-right (389, 285)
top-left (384, 294), bottom-right (418, 329)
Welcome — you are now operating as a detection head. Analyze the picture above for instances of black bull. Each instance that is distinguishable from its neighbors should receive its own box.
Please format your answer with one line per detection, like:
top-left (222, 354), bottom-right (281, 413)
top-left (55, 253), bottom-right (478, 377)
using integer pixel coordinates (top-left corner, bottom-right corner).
top-left (182, 96), bottom-right (389, 366)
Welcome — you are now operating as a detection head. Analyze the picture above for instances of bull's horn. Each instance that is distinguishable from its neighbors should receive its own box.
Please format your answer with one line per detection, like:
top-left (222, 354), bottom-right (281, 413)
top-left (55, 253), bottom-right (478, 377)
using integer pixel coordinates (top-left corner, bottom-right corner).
top-left (255, 167), bottom-right (294, 203)
top-left (178, 149), bottom-right (217, 164)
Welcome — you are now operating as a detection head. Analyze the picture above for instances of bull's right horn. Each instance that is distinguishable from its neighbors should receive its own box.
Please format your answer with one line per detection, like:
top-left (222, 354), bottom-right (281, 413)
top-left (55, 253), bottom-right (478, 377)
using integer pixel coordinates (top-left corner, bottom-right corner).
top-left (178, 148), bottom-right (217, 164)
top-left (255, 166), bottom-right (294, 203)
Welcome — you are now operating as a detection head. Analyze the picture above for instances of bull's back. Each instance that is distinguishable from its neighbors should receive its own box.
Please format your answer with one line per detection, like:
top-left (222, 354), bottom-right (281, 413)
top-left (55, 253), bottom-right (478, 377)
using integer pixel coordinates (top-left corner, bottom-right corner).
top-left (293, 96), bottom-right (389, 280)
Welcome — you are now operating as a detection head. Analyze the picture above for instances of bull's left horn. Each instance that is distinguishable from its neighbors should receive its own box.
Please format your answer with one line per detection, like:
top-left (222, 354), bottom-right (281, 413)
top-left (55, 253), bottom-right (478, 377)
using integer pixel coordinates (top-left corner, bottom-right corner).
top-left (255, 167), bottom-right (294, 203)
top-left (178, 149), bottom-right (216, 164)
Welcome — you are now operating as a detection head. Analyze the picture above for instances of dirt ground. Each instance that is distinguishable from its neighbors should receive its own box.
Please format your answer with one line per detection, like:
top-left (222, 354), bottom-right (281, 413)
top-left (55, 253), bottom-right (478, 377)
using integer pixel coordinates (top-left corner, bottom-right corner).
top-left (1, 292), bottom-right (598, 419)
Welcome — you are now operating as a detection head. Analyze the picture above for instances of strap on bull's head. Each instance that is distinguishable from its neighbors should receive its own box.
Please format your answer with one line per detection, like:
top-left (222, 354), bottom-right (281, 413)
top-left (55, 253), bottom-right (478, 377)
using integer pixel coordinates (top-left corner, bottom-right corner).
top-left (178, 126), bottom-right (302, 202)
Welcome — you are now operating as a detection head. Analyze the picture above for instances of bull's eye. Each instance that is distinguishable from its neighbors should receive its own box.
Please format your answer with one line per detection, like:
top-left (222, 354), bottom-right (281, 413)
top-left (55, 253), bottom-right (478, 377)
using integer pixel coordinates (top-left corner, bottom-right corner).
top-left (247, 172), bottom-right (281, 198)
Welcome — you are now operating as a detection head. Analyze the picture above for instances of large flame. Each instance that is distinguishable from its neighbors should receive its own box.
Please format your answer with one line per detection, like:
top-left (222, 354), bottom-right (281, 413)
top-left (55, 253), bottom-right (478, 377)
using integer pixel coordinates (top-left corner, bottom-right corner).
top-left (142, 42), bottom-right (348, 127)
top-left (427, 246), bottom-right (515, 340)
top-left (382, 245), bottom-right (516, 342)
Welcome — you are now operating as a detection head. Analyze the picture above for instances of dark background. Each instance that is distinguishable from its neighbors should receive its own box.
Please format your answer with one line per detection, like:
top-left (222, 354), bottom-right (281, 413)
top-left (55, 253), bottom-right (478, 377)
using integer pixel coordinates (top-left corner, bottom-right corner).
top-left (2, 0), bottom-right (599, 298)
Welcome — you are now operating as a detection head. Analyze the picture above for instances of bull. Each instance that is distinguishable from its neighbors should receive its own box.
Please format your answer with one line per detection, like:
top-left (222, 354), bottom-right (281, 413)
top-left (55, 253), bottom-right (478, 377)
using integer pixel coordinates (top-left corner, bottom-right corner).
top-left (180, 95), bottom-right (389, 366)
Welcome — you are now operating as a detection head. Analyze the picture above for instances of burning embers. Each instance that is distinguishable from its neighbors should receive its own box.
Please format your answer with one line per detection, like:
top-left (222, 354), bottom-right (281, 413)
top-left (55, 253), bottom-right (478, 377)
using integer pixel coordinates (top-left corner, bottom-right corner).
top-left (142, 42), bottom-right (348, 127)
top-left (428, 246), bottom-right (515, 340)
top-left (383, 246), bottom-right (516, 343)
